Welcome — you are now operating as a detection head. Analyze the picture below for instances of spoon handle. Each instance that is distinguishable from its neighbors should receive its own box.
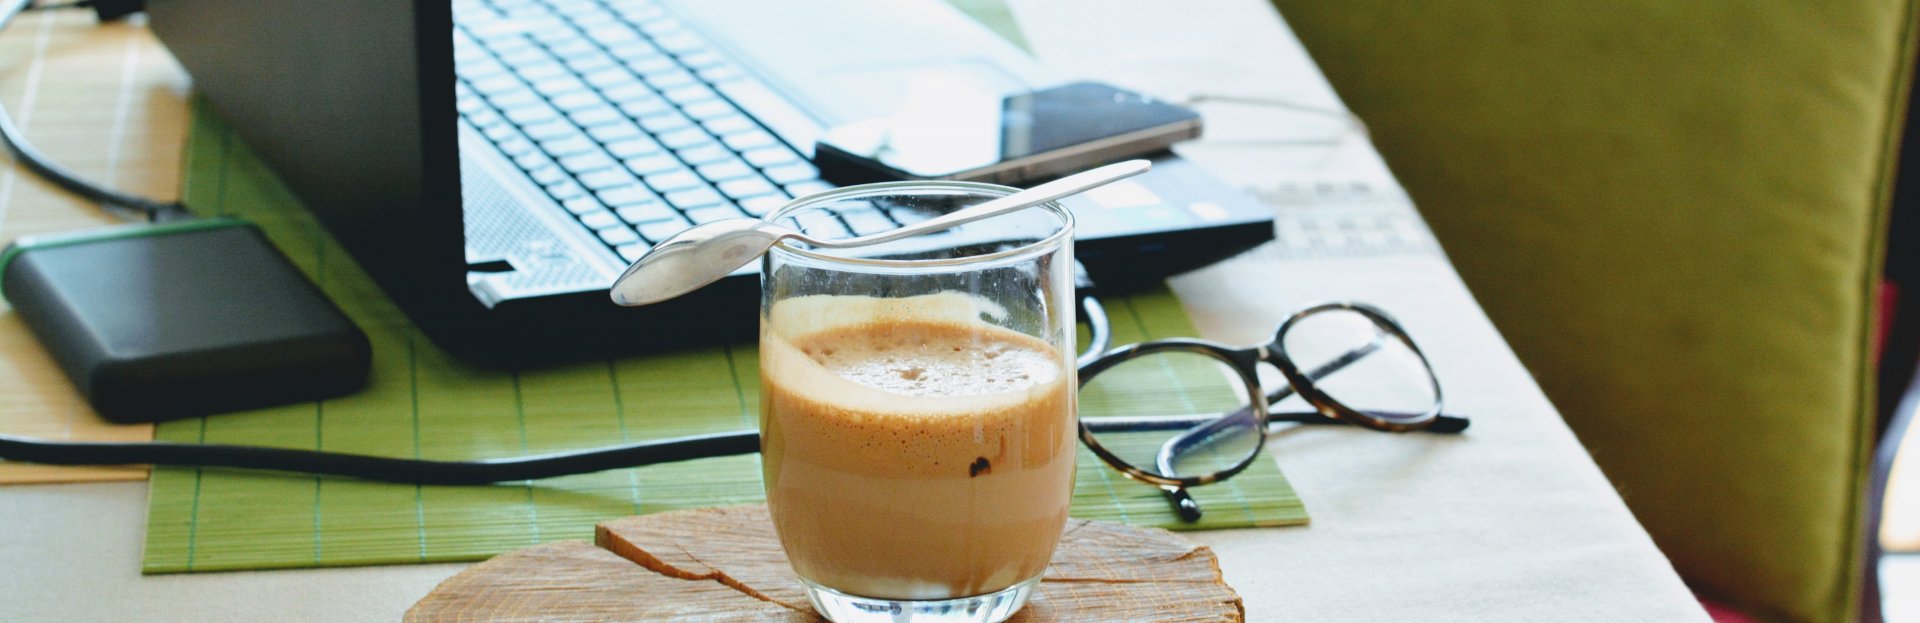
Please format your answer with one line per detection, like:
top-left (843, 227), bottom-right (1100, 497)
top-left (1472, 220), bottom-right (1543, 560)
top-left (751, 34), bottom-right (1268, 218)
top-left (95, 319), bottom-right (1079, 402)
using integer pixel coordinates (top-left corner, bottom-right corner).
top-left (807, 159), bottom-right (1152, 249)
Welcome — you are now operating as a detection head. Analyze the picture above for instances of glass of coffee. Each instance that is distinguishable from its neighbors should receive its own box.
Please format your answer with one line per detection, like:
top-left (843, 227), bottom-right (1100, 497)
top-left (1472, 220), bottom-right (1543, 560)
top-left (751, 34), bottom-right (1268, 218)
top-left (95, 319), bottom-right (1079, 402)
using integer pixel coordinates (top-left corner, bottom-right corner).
top-left (759, 182), bottom-right (1077, 623)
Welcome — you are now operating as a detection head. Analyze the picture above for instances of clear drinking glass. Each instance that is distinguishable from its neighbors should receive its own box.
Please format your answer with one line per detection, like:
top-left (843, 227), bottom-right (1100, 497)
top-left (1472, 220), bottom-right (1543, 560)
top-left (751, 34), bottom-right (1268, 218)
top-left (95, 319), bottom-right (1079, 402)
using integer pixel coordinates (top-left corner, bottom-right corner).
top-left (759, 182), bottom-right (1077, 623)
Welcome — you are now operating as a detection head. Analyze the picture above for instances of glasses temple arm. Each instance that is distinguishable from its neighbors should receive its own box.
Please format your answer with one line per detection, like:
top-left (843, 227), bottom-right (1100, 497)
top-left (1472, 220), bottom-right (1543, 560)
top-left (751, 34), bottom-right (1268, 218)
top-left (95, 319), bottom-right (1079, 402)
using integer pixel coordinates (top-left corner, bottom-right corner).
top-left (1075, 293), bottom-right (1112, 369)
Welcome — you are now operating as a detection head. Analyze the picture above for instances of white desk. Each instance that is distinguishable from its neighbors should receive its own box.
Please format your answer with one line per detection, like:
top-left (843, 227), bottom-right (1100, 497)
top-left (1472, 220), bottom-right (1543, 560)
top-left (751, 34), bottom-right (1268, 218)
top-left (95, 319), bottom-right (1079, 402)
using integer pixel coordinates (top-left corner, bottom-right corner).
top-left (0, 2), bottom-right (1711, 620)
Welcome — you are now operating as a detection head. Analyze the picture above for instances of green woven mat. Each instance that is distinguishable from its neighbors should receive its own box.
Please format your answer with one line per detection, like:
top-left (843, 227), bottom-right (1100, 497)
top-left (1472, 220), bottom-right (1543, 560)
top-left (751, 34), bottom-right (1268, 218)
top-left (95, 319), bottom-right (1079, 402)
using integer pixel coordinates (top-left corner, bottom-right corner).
top-left (139, 100), bottom-right (1306, 574)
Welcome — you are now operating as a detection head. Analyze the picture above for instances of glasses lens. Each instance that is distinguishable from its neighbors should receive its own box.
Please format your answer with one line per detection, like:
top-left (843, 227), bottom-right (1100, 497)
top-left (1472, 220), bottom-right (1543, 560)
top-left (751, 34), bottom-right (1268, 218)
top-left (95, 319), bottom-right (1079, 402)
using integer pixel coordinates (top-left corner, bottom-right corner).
top-left (1079, 349), bottom-right (1261, 480)
top-left (1278, 308), bottom-right (1438, 425)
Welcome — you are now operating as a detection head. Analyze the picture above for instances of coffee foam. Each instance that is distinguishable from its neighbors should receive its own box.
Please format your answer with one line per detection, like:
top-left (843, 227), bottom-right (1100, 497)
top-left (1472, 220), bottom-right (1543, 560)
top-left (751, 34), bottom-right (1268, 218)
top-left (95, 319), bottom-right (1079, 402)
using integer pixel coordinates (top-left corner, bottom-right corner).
top-left (799, 324), bottom-right (1058, 397)
top-left (761, 293), bottom-right (1064, 418)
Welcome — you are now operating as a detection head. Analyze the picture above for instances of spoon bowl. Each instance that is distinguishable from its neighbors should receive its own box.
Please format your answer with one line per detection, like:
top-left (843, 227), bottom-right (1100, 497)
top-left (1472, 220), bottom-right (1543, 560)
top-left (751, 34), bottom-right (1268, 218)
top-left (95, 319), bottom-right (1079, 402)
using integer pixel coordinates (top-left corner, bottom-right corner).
top-left (608, 219), bottom-right (797, 306)
top-left (610, 160), bottom-right (1151, 306)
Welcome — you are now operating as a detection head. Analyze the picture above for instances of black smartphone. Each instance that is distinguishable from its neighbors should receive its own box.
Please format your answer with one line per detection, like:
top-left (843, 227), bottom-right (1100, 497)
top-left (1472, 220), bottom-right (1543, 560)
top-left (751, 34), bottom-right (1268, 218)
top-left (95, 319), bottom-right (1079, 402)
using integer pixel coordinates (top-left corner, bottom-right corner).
top-left (812, 81), bottom-right (1201, 185)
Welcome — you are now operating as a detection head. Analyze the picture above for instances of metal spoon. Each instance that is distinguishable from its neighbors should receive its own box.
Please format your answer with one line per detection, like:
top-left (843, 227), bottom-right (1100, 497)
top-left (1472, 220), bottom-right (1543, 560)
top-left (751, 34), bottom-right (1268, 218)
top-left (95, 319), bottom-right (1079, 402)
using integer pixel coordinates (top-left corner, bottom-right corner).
top-left (609, 159), bottom-right (1152, 306)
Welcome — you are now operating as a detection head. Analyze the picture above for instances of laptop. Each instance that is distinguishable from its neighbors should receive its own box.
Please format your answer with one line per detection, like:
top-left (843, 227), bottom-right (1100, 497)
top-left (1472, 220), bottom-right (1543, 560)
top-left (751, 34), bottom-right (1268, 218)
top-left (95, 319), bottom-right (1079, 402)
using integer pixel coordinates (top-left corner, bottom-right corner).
top-left (145, 0), bottom-right (1274, 363)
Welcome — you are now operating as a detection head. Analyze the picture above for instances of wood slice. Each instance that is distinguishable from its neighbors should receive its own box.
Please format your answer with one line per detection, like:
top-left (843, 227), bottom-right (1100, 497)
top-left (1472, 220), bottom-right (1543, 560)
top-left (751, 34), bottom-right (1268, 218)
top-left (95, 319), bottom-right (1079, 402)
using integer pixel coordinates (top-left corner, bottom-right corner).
top-left (407, 505), bottom-right (1242, 622)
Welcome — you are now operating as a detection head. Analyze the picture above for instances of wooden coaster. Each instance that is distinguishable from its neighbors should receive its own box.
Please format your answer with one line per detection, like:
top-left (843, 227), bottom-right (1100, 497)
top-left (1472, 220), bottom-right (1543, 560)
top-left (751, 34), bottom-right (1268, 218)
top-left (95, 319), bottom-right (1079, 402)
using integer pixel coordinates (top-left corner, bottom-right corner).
top-left (406, 505), bottom-right (1243, 622)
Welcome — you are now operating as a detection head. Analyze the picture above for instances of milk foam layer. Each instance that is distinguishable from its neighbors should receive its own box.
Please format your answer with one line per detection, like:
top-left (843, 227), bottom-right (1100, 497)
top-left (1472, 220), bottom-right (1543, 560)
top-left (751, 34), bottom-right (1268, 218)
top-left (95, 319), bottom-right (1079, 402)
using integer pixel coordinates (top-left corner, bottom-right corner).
top-left (799, 323), bottom-right (1059, 397)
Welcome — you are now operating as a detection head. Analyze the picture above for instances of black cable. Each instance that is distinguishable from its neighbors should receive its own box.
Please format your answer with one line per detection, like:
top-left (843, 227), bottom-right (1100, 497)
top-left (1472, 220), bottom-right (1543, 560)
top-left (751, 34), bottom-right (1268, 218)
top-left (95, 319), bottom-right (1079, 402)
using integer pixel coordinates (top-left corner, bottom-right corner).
top-left (0, 0), bottom-right (186, 221)
top-left (0, 430), bottom-right (764, 485)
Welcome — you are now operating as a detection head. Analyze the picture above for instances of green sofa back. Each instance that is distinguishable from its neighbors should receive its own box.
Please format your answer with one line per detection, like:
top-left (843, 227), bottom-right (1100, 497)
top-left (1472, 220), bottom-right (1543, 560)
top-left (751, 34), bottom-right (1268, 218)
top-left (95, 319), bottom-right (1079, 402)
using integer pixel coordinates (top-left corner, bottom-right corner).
top-left (1264, 3), bottom-right (1916, 621)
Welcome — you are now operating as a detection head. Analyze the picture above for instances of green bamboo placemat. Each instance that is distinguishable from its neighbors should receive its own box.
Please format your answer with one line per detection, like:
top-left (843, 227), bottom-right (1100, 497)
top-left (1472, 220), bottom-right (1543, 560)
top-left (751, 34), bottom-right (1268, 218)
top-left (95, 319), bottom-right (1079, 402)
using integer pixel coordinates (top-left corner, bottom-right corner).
top-left (139, 101), bottom-right (1306, 574)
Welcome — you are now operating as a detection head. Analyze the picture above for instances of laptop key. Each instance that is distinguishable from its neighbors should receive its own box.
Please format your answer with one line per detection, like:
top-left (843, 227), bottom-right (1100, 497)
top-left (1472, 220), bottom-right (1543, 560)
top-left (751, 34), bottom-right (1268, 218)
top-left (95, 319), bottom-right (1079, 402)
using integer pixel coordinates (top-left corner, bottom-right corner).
top-left (520, 120), bottom-right (578, 141)
top-left (559, 151), bottom-right (616, 174)
top-left (597, 184), bottom-right (657, 207)
top-left (549, 91), bottom-right (605, 112)
top-left (582, 68), bottom-right (633, 90)
top-left (528, 165), bottom-right (566, 185)
top-left (579, 169), bottom-right (638, 190)
top-left (601, 83), bottom-right (656, 105)
top-left (606, 136), bottom-right (664, 159)
top-left (616, 242), bottom-right (651, 262)
top-left (562, 197), bottom-right (604, 215)
top-left (584, 25), bottom-right (641, 46)
top-left (589, 122), bottom-right (643, 143)
top-left (545, 38), bottom-right (597, 58)
top-left (674, 144), bottom-right (732, 165)
top-left (539, 135), bottom-right (595, 157)
top-left (512, 150), bottom-right (552, 171)
top-left (675, 50), bottom-right (724, 69)
top-left (702, 116), bottom-right (757, 137)
top-left (562, 51), bottom-right (616, 74)
top-left (656, 128), bottom-right (712, 150)
top-left (486, 88), bottom-right (541, 111)
top-left (470, 70), bottom-right (519, 90)
top-left (887, 206), bottom-right (935, 225)
top-left (643, 170), bottom-right (702, 192)
top-left (662, 84), bottom-right (717, 105)
top-left (568, 106), bottom-right (623, 127)
top-left (616, 201), bottom-right (675, 224)
top-left (531, 25), bottom-right (581, 45)
top-left (696, 159), bottom-right (753, 181)
top-left (576, 210), bottom-right (622, 229)
top-left (625, 56), bottom-right (677, 75)
top-left (641, 68), bottom-right (697, 90)
top-left (624, 154), bottom-right (681, 175)
top-left (721, 130), bottom-right (777, 151)
top-left (737, 194), bottom-right (788, 217)
top-left (579, 211), bottom-right (621, 230)
top-left (504, 104), bottom-right (559, 125)
top-left (665, 187), bottom-right (725, 210)
top-left (684, 205), bottom-right (742, 225)
top-left (840, 208), bottom-right (896, 236)
top-left (786, 181), bottom-right (835, 198)
top-left (493, 46), bottom-right (548, 69)
top-left (619, 97), bottom-right (673, 119)
top-left (547, 180), bottom-right (587, 200)
top-left (607, 40), bottom-right (665, 63)
top-left (717, 176), bottom-right (777, 200)
top-left (761, 162), bottom-right (818, 185)
top-left (598, 226), bottom-right (641, 246)
top-left (681, 100), bottom-right (734, 121)
top-left (496, 136), bottom-right (537, 157)
top-left (638, 112), bottom-right (692, 134)
top-left (484, 121), bottom-right (519, 142)
top-left (531, 76), bottom-right (589, 97)
top-left (742, 145), bottom-right (800, 167)
top-left (637, 216), bottom-right (692, 242)
top-left (457, 59), bottom-right (508, 81)
top-left (465, 108), bottom-right (505, 128)
top-left (516, 62), bottom-right (569, 82)
top-left (793, 212), bottom-right (850, 239)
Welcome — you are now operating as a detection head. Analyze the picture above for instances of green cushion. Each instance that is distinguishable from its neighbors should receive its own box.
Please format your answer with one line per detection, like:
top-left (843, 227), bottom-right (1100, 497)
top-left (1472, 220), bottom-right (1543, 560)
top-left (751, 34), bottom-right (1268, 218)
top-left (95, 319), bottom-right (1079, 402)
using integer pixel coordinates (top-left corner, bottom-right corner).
top-left (1264, 2), bottom-right (1916, 621)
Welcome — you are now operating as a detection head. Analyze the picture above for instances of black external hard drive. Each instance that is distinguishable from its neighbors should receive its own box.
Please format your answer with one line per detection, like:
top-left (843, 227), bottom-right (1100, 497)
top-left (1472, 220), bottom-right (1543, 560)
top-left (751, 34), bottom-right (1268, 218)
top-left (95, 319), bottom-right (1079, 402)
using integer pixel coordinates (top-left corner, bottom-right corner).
top-left (0, 218), bottom-right (371, 423)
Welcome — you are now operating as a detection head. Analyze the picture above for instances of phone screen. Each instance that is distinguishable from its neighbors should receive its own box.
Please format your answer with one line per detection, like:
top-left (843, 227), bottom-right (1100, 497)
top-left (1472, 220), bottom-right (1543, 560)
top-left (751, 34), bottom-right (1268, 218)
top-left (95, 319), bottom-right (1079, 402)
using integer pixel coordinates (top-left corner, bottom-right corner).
top-left (817, 81), bottom-right (1198, 179)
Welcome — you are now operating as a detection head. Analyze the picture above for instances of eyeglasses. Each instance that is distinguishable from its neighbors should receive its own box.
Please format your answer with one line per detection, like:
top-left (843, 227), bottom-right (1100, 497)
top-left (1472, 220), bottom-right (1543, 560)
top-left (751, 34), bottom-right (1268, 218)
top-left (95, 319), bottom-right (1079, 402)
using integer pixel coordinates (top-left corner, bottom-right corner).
top-left (1074, 295), bottom-right (1469, 521)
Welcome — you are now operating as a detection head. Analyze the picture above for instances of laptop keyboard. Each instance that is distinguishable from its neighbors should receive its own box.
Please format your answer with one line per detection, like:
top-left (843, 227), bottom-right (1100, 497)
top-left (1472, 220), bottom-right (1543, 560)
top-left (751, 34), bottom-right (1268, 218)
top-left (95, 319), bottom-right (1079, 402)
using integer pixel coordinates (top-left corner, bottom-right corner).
top-left (450, 0), bottom-right (871, 262)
